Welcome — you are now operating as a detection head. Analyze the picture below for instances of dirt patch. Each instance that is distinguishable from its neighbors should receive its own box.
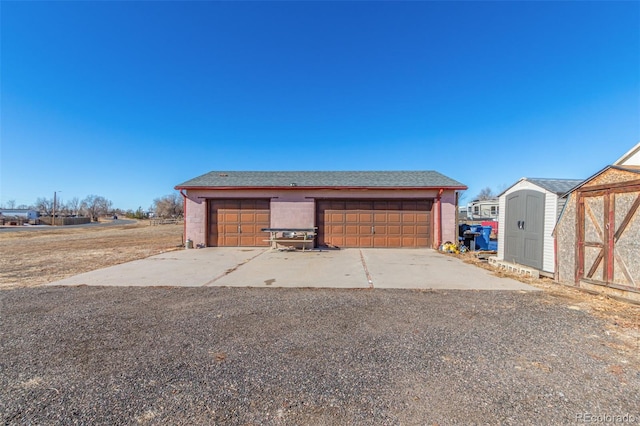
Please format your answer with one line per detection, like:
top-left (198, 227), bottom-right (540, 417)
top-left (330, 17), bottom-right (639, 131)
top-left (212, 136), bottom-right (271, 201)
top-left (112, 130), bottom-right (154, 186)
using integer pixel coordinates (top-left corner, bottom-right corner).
top-left (459, 252), bottom-right (640, 360)
top-left (0, 221), bottom-right (183, 289)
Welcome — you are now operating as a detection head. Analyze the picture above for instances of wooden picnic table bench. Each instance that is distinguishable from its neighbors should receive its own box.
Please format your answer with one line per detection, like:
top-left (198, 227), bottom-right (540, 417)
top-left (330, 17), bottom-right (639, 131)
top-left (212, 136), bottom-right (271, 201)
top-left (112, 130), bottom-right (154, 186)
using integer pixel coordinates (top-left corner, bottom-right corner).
top-left (261, 228), bottom-right (317, 251)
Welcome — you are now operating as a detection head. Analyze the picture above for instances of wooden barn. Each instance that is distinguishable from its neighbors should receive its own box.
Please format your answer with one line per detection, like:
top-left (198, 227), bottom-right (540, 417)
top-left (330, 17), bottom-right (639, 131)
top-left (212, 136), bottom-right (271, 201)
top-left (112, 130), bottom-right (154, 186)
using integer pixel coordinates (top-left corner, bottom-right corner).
top-left (555, 142), bottom-right (640, 302)
top-left (495, 177), bottom-right (583, 276)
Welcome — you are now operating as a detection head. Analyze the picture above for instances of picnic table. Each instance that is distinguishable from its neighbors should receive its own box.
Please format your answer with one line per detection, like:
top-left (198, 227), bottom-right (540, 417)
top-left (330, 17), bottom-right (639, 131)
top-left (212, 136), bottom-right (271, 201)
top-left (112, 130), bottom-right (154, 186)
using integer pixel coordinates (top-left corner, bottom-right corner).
top-left (261, 228), bottom-right (317, 251)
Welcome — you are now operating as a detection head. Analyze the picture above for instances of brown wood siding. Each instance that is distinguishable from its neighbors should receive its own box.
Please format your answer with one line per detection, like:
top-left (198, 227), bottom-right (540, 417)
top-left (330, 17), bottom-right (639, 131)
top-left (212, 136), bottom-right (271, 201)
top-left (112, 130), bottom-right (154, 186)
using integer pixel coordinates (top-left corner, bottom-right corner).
top-left (316, 200), bottom-right (432, 248)
top-left (577, 187), bottom-right (640, 293)
top-left (208, 199), bottom-right (270, 247)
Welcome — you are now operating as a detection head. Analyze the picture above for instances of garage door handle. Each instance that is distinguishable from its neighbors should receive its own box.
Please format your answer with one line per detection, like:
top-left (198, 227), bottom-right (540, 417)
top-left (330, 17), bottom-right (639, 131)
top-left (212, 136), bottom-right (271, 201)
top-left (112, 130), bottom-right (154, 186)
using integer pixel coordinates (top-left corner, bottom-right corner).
top-left (371, 226), bottom-right (375, 234)
top-left (238, 225), bottom-right (241, 233)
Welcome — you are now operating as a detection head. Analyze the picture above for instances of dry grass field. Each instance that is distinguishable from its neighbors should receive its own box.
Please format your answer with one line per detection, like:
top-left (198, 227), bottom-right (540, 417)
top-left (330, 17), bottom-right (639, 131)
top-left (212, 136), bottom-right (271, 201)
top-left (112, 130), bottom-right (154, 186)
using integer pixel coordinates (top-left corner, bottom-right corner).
top-left (0, 221), bottom-right (183, 289)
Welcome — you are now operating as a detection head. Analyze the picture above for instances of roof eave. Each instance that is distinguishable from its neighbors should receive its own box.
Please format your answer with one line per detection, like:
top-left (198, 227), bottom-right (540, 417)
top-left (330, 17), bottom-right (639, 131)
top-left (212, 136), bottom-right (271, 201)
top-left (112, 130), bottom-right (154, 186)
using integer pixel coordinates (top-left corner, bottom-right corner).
top-left (174, 185), bottom-right (468, 191)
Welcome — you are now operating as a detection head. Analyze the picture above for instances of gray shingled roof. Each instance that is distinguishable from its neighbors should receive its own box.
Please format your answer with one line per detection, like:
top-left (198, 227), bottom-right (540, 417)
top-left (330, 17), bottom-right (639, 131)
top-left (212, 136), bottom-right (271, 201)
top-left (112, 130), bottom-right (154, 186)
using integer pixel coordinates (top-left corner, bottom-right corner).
top-left (526, 178), bottom-right (585, 195)
top-left (176, 171), bottom-right (466, 189)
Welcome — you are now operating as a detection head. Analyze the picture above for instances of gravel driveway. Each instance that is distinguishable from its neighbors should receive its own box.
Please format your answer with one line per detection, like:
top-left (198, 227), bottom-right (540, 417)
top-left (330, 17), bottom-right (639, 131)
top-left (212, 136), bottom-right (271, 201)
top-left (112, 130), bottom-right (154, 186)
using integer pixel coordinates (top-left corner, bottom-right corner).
top-left (1, 286), bottom-right (638, 425)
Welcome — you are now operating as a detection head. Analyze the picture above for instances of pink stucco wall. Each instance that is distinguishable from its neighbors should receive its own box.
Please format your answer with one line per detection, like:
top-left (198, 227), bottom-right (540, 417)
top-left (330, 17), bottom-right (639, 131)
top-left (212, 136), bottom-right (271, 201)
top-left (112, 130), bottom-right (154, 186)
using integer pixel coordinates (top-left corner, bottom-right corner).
top-left (271, 199), bottom-right (315, 229)
top-left (183, 188), bottom-right (459, 247)
top-left (440, 191), bottom-right (457, 245)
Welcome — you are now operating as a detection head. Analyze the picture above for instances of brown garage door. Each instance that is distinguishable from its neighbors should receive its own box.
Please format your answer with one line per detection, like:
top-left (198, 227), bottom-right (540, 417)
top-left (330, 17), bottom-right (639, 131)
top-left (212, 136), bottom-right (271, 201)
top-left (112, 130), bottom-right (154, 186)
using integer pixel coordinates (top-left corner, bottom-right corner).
top-left (208, 199), bottom-right (270, 247)
top-left (316, 200), bottom-right (432, 248)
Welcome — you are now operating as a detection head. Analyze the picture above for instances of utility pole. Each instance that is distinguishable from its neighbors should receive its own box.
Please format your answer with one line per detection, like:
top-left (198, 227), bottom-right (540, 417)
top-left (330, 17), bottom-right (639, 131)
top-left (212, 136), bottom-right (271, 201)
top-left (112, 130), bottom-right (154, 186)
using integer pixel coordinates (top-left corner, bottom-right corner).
top-left (52, 191), bottom-right (61, 226)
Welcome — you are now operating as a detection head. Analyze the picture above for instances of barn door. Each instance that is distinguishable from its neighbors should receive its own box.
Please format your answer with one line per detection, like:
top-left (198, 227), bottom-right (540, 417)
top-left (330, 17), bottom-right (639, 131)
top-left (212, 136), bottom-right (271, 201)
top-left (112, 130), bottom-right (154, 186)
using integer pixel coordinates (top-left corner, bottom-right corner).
top-left (578, 190), bottom-right (640, 290)
top-left (504, 190), bottom-right (544, 270)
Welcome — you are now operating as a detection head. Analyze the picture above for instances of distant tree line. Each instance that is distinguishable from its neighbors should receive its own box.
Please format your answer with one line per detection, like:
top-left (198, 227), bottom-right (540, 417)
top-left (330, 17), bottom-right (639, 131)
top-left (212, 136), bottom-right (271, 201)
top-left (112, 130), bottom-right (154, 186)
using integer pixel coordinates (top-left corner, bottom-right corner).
top-left (1, 192), bottom-right (184, 221)
top-left (30, 195), bottom-right (113, 221)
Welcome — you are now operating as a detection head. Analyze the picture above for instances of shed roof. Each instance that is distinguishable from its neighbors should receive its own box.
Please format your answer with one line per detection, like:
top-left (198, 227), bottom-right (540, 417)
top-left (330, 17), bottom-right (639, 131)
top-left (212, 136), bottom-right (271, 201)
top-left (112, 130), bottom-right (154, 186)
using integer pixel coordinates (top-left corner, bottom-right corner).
top-left (499, 177), bottom-right (584, 197)
top-left (176, 171), bottom-right (466, 189)
top-left (526, 178), bottom-right (585, 195)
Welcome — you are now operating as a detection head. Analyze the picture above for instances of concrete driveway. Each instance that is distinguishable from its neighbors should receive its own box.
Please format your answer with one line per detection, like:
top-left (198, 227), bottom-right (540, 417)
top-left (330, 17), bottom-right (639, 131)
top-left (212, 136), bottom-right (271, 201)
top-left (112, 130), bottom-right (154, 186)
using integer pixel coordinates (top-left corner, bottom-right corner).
top-left (48, 248), bottom-right (537, 291)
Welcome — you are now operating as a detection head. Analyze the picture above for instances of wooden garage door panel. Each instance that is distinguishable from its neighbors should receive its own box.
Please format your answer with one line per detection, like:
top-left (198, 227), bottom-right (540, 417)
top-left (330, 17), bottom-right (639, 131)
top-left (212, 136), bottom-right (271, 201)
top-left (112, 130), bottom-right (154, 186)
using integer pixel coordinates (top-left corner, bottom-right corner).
top-left (359, 235), bottom-right (373, 247)
top-left (388, 213), bottom-right (402, 223)
top-left (344, 236), bottom-right (358, 246)
top-left (317, 199), bottom-right (432, 248)
top-left (223, 224), bottom-right (238, 233)
top-left (402, 236), bottom-right (417, 246)
top-left (345, 212), bottom-right (358, 222)
top-left (208, 199), bottom-right (270, 247)
top-left (373, 236), bottom-right (387, 246)
top-left (223, 236), bottom-right (239, 246)
top-left (416, 237), bottom-right (430, 246)
top-left (240, 212), bottom-right (256, 221)
top-left (359, 225), bottom-right (372, 233)
top-left (402, 225), bottom-right (416, 233)
top-left (386, 236), bottom-right (400, 246)
top-left (240, 235), bottom-right (259, 246)
top-left (374, 225), bottom-right (388, 235)
top-left (402, 213), bottom-right (417, 223)
top-left (388, 225), bottom-right (401, 235)
top-left (222, 212), bottom-right (239, 222)
top-left (345, 225), bottom-right (358, 234)
top-left (332, 236), bottom-right (346, 246)
top-left (241, 224), bottom-right (260, 233)
top-left (374, 212), bottom-right (387, 223)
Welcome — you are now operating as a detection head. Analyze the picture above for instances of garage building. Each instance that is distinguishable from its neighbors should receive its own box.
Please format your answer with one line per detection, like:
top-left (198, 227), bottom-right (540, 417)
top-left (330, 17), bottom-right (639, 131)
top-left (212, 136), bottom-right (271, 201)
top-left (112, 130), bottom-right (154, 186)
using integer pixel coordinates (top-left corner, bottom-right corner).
top-left (175, 171), bottom-right (466, 249)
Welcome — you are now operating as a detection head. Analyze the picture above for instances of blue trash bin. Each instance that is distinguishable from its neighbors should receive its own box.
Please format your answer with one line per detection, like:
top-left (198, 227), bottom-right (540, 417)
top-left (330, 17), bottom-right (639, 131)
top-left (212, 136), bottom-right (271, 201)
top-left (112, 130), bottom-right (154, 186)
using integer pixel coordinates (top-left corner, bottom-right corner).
top-left (474, 226), bottom-right (492, 250)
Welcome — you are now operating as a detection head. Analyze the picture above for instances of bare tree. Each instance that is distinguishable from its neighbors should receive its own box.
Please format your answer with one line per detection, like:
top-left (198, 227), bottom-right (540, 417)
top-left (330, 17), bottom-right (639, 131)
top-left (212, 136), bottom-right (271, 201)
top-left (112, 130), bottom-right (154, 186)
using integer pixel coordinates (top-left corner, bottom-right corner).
top-left (66, 197), bottom-right (81, 216)
top-left (81, 195), bottom-right (113, 221)
top-left (153, 193), bottom-right (184, 218)
top-left (5, 200), bottom-right (16, 209)
top-left (458, 191), bottom-right (467, 204)
top-left (475, 187), bottom-right (496, 201)
top-left (35, 197), bottom-right (54, 216)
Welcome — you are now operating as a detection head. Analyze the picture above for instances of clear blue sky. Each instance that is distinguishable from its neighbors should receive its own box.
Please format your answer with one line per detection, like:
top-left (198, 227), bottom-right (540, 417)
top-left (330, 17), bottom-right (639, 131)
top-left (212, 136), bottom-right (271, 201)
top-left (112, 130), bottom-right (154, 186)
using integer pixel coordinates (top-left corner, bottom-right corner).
top-left (1, 1), bottom-right (638, 210)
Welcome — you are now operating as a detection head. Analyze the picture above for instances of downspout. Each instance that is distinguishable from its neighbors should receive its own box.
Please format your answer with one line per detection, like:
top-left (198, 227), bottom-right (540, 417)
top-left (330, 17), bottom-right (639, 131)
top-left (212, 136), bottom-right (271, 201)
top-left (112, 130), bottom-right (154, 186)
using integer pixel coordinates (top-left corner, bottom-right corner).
top-left (437, 188), bottom-right (444, 248)
top-left (179, 189), bottom-right (187, 246)
top-left (455, 190), bottom-right (460, 243)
